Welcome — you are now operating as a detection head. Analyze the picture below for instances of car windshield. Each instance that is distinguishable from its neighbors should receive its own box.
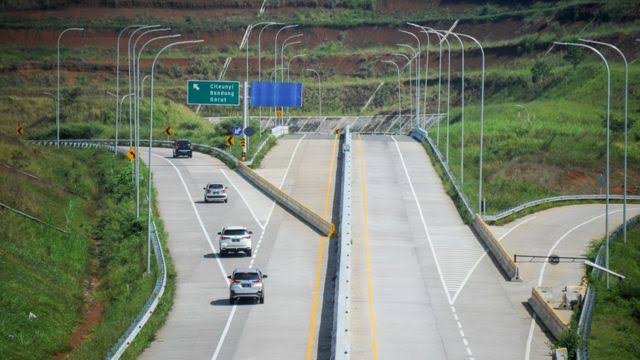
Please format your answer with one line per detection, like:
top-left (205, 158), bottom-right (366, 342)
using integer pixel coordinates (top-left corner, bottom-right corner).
top-left (208, 184), bottom-right (224, 189)
top-left (176, 140), bottom-right (190, 148)
top-left (223, 229), bottom-right (247, 236)
top-left (234, 272), bottom-right (260, 281)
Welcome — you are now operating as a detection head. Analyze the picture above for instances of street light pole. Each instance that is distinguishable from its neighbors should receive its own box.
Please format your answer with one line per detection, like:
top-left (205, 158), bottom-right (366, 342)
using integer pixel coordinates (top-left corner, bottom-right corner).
top-left (274, 25), bottom-right (298, 75)
top-left (258, 22), bottom-right (281, 132)
top-left (281, 34), bottom-right (303, 81)
top-left (140, 75), bottom-right (150, 100)
top-left (127, 25), bottom-right (159, 148)
top-left (394, 53), bottom-right (412, 121)
top-left (305, 69), bottom-right (321, 117)
top-left (56, 27), bottom-right (84, 148)
top-left (554, 41), bottom-right (611, 288)
top-left (579, 39), bottom-right (629, 245)
top-left (115, 24), bottom-right (143, 154)
top-left (399, 30), bottom-right (421, 127)
top-left (383, 60), bottom-right (402, 119)
top-left (147, 39), bottom-right (203, 273)
top-left (288, 54), bottom-right (306, 82)
top-left (133, 29), bottom-right (172, 218)
top-left (454, 32), bottom-right (485, 214)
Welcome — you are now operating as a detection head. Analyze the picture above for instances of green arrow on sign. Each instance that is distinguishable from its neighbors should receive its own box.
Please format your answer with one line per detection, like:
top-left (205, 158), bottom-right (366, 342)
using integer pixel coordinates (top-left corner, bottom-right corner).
top-left (187, 80), bottom-right (240, 106)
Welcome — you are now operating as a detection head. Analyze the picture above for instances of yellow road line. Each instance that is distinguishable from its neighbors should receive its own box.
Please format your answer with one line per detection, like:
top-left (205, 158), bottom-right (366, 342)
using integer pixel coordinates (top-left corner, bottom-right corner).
top-left (305, 134), bottom-right (340, 360)
top-left (357, 135), bottom-right (378, 359)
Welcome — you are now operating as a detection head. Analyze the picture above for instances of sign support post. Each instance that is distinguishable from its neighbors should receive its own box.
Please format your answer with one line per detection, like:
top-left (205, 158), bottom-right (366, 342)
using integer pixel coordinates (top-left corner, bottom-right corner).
top-left (242, 81), bottom-right (248, 161)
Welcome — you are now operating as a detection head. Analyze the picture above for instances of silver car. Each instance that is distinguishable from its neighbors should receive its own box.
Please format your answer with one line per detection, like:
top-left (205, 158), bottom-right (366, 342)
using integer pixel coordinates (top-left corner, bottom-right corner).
top-left (218, 226), bottom-right (252, 256)
top-left (228, 267), bottom-right (267, 303)
top-left (203, 183), bottom-right (228, 203)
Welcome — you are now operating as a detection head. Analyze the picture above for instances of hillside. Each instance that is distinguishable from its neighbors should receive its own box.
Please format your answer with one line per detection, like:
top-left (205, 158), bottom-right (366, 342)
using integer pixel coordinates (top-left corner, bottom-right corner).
top-left (0, 135), bottom-right (173, 359)
top-left (0, 0), bottom-right (638, 213)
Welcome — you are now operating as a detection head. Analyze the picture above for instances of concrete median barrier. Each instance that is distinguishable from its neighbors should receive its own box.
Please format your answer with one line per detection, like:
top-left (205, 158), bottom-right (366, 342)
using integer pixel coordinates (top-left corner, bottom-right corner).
top-left (472, 214), bottom-right (520, 281)
top-left (236, 162), bottom-right (335, 236)
top-left (529, 287), bottom-right (569, 340)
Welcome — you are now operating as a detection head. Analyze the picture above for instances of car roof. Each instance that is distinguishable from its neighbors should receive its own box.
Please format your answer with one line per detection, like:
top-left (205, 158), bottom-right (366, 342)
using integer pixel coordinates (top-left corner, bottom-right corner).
top-left (224, 226), bottom-right (247, 231)
top-left (207, 183), bottom-right (224, 186)
top-left (233, 267), bottom-right (260, 274)
top-left (175, 139), bottom-right (190, 143)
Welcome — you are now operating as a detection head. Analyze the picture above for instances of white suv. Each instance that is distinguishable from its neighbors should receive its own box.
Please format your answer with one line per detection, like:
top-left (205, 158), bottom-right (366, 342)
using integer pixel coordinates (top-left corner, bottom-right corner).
top-left (203, 183), bottom-right (228, 203)
top-left (218, 226), bottom-right (252, 257)
top-left (228, 267), bottom-right (267, 304)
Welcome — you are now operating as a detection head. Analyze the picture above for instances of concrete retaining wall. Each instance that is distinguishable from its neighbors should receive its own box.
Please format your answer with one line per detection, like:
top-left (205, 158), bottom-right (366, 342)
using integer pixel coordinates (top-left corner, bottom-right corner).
top-left (472, 214), bottom-right (520, 281)
top-left (236, 162), bottom-right (334, 236)
top-left (529, 287), bottom-right (569, 340)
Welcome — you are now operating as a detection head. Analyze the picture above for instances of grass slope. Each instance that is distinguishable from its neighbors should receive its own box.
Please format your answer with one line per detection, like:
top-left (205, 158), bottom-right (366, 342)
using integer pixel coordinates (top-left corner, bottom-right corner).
top-left (588, 223), bottom-right (640, 359)
top-left (0, 135), bottom-right (174, 359)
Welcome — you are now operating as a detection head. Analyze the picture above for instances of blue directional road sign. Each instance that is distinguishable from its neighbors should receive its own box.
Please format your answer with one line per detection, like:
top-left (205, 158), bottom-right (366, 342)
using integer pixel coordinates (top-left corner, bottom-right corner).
top-left (232, 126), bottom-right (243, 136)
top-left (244, 127), bottom-right (255, 137)
top-left (250, 81), bottom-right (303, 108)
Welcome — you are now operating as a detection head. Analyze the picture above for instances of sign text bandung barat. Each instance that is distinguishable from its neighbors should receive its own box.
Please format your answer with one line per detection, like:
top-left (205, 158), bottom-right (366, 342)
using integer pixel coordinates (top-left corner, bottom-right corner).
top-left (187, 80), bottom-right (240, 106)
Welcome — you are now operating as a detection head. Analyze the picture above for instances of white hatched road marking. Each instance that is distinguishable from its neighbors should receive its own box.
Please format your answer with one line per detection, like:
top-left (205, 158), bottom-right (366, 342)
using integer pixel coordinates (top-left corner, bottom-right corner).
top-left (392, 137), bottom-right (474, 358)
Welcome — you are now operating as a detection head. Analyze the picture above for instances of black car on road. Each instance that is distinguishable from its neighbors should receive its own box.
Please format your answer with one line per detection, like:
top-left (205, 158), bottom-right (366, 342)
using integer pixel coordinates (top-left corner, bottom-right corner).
top-left (173, 139), bottom-right (192, 158)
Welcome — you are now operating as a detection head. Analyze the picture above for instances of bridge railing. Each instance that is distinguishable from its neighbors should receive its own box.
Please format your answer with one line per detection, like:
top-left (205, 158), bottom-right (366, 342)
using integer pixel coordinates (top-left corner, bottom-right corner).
top-left (332, 126), bottom-right (352, 359)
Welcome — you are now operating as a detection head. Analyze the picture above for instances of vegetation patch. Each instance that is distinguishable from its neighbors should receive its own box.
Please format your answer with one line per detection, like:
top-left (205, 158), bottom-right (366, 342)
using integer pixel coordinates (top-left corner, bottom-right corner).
top-left (588, 223), bottom-right (640, 359)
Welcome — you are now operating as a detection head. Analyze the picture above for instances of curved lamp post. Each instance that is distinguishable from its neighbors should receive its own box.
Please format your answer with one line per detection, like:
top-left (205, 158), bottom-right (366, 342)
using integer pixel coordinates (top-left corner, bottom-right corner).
top-left (579, 38), bottom-right (629, 245)
top-left (115, 24), bottom-right (143, 154)
top-left (147, 39), bottom-right (204, 273)
top-left (393, 52), bottom-right (412, 120)
top-left (399, 29), bottom-right (421, 126)
top-left (382, 60), bottom-right (402, 119)
top-left (56, 27), bottom-right (84, 147)
top-left (552, 41), bottom-right (611, 288)
top-left (305, 68), bottom-right (322, 117)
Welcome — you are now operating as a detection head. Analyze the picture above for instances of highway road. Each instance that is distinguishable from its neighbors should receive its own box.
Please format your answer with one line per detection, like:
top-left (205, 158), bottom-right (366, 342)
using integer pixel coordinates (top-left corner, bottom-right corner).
top-left (491, 204), bottom-right (640, 360)
top-left (139, 134), bottom-right (338, 360)
top-left (349, 135), bottom-right (528, 359)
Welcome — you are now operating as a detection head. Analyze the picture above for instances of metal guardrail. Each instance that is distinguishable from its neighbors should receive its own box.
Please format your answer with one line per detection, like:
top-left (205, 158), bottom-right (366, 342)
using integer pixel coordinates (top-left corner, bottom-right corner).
top-left (107, 219), bottom-right (167, 360)
top-left (410, 128), bottom-right (475, 218)
top-left (29, 140), bottom-right (168, 359)
top-left (408, 129), bottom-right (640, 224)
top-left (483, 195), bottom-right (640, 222)
top-left (332, 126), bottom-right (352, 360)
top-left (576, 214), bottom-right (640, 360)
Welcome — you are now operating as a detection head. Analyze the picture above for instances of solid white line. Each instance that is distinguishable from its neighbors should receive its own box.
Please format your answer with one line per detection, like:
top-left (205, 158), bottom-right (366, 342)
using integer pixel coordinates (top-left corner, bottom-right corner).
top-left (391, 136), bottom-right (453, 304)
top-left (451, 216), bottom-right (537, 304)
top-left (524, 207), bottom-right (640, 360)
top-left (211, 135), bottom-right (306, 360)
top-left (152, 153), bottom-right (229, 286)
top-left (220, 169), bottom-right (265, 230)
top-left (392, 136), bottom-right (475, 358)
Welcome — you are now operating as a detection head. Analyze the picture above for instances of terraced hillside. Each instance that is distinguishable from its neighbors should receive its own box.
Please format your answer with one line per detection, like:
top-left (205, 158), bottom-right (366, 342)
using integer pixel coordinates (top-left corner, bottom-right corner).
top-left (0, 0), bottom-right (638, 212)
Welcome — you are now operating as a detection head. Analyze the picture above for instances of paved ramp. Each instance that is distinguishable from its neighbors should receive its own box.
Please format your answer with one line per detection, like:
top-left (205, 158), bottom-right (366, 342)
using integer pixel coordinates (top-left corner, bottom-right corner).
top-left (350, 135), bottom-right (527, 359)
top-left (140, 134), bottom-right (338, 360)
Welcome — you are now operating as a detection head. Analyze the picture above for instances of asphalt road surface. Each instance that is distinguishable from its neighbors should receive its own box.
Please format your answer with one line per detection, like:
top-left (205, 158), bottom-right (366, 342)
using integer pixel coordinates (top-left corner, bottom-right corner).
top-left (139, 134), bottom-right (338, 360)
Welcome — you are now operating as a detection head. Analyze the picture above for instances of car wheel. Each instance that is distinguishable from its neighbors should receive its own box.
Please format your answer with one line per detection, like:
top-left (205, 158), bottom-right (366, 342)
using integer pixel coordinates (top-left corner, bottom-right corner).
top-left (189, 153), bottom-right (192, 158)
top-left (220, 250), bottom-right (226, 257)
top-left (224, 199), bottom-right (228, 203)
top-left (246, 249), bottom-right (252, 257)
top-left (204, 198), bottom-right (208, 203)
top-left (229, 296), bottom-right (235, 304)
top-left (259, 296), bottom-right (264, 304)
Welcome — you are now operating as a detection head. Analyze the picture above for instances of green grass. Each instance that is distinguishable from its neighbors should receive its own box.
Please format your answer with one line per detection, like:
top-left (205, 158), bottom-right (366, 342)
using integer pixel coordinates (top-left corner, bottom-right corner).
top-left (432, 59), bottom-right (640, 215)
top-left (0, 136), bottom-right (173, 359)
top-left (588, 223), bottom-right (640, 359)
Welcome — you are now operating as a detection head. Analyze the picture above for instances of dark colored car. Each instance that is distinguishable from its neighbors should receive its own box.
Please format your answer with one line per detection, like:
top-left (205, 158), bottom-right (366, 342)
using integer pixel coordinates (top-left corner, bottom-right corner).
top-left (173, 139), bottom-right (192, 158)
